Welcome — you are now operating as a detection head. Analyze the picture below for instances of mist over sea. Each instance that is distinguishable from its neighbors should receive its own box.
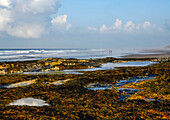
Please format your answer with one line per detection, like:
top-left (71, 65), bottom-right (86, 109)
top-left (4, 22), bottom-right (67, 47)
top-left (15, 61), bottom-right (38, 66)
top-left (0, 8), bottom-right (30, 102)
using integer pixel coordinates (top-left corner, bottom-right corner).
top-left (0, 48), bottom-right (143, 62)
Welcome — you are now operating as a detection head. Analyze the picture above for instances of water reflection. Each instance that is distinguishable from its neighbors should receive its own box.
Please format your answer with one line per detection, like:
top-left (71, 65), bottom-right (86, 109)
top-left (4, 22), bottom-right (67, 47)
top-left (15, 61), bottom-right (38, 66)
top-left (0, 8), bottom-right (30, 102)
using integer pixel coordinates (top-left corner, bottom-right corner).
top-left (64, 61), bottom-right (157, 72)
top-left (86, 76), bottom-right (155, 100)
top-left (0, 79), bottom-right (37, 88)
top-left (8, 97), bottom-right (50, 106)
top-left (22, 61), bottom-right (157, 75)
top-left (23, 71), bottom-right (83, 75)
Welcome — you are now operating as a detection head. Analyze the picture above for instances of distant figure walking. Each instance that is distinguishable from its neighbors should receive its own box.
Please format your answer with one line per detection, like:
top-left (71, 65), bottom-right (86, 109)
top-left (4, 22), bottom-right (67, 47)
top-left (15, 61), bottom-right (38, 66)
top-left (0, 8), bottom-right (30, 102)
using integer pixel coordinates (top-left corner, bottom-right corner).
top-left (109, 50), bottom-right (112, 54)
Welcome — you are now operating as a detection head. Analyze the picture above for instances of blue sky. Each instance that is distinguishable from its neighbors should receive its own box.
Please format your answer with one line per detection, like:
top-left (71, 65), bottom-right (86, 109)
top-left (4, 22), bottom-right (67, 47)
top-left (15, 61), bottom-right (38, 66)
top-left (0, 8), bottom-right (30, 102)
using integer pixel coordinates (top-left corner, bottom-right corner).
top-left (0, 0), bottom-right (170, 49)
top-left (59, 0), bottom-right (170, 26)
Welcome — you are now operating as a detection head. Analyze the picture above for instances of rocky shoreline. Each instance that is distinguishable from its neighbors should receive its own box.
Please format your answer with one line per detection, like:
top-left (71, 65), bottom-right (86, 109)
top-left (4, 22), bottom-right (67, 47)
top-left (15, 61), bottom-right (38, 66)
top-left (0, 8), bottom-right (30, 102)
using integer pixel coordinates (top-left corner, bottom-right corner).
top-left (0, 57), bottom-right (169, 75)
top-left (0, 56), bottom-right (169, 119)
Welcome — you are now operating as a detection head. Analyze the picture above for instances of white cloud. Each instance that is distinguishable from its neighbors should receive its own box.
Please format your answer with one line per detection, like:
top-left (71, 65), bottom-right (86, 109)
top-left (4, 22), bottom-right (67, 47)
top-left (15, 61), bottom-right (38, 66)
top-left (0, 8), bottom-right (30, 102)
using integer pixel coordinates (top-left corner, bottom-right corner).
top-left (142, 21), bottom-right (159, 31)
top-left (143, 21), bottom-right (151, 29)
top-left (90, 18), bottom-right (162, 34)
top-left (100, 24), bottom-right (107, 31)
top-left (51, 14), bottom-right (72, 31)
top-left (15, 0), bottom-right (60, 14)
top-left (0, 8), bottom-right (12, 31)
top-left (124, 21), bottom-right (136, 32)
top-left (110, 19), bottom-right (122, 30)
top-left (0, 0), bottom-right (11, 8)
top-left (124, 21), bottom-right (160, 33)
top-left (99, 19), bottom-right (122, 32)
top-left (0, 0), bottom-right (64, 38)
top-left (51, 14), bottom-right (67, 25)
top-left (7, 24), bottom-right (45, 38)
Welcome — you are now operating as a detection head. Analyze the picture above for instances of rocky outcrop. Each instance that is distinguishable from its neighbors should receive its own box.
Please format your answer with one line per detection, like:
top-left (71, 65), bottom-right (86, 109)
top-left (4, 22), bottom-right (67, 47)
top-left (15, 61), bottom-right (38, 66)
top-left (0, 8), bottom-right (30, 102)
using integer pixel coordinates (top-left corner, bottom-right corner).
top-left (0, 57), bottom-right (169, 75)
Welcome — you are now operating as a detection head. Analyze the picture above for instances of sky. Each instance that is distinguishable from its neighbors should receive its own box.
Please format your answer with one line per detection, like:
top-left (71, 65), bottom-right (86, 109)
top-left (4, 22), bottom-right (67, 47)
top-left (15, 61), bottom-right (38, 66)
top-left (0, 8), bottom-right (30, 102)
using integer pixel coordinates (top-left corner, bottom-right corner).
top-left (0, 0), bottom-right (170, 49)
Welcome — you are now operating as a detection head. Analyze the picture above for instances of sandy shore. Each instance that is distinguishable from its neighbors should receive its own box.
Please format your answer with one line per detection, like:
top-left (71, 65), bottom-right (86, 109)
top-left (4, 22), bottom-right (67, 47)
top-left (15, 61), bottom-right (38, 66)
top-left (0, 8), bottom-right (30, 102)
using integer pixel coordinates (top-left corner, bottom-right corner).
top-left (122, 49), bottom-right (170, 58)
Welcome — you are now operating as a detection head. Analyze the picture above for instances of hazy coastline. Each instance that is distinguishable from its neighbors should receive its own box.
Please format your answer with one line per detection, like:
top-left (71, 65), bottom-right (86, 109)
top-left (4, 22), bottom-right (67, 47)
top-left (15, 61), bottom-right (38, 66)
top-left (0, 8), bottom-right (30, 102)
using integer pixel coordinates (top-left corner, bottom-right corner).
top-left (0, 48), bottom-right (169, 62)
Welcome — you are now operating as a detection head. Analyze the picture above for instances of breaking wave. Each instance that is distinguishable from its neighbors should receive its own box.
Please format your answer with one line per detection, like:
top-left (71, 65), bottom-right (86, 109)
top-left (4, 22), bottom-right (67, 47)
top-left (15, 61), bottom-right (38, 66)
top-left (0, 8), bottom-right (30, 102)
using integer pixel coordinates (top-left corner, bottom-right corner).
top-left (0, 49), bottom-right (139, 62)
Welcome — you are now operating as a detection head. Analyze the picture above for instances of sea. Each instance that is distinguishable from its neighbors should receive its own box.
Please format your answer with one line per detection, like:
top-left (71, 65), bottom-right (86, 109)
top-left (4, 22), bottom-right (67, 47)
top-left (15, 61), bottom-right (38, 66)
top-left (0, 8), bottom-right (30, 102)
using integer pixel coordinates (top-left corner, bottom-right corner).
top-left (0, 48), bottom-right (145, 62)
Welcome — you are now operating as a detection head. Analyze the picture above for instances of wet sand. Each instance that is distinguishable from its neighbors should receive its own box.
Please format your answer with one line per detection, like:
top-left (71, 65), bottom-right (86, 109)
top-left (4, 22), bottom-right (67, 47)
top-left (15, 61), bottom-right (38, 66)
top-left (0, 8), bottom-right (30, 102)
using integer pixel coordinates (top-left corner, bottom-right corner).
top-left (122, 49), bottom-right (170, 58)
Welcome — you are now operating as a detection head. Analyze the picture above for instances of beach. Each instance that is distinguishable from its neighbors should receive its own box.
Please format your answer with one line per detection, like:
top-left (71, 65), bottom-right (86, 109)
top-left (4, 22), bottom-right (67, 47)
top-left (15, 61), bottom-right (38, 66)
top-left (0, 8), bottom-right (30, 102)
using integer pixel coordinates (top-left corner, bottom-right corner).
top-left (122, 49), bottom-right (170, 58)
top-left (0, 49), bottom-right (169, 119)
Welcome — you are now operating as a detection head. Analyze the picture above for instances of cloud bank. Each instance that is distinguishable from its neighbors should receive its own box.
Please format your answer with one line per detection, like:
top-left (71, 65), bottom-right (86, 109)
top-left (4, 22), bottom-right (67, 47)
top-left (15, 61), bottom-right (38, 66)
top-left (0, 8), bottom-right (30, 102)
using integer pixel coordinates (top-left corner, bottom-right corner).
top-left (0, 0), bottom-right (71, 38)
top-left (88, 19), bottom-right (163, 34)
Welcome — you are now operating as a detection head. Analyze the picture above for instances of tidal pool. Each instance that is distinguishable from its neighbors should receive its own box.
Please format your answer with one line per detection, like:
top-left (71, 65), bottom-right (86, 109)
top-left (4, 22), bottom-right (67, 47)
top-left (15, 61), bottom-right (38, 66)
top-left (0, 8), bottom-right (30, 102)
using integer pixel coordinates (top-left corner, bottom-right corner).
top-left (101, 61), bottom-right (157, 68)
top-left (23, 71), bottom-right (83, 75)
top-left (8, 98), bottom-right (50, 106)
top-left (117, 95), bottom-right (131, 101)
top-left (0, 79), bottom-right (37, 88)
top-left (86, 76), bottom-right (155, 90)
top-left (113, 76), bottom-right (155, 87)
top-left (86, 76), bottom-right (155, 100)
top-left (22, 61), bottom-right (157, 75)
top-left (143, 98), bottom-right (164, 102)
top-left (64, 61), bottom-right (158, 72)
top-left (44, 79), bottom-right (72, 85)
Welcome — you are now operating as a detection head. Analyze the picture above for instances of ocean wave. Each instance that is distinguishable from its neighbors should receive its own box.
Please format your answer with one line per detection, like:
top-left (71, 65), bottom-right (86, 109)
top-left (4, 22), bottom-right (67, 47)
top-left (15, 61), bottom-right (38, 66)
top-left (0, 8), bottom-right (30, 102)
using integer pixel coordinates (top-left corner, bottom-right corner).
top-left (89, 49), bottom-right (106, 52)
top-left (0, 49), bottom-right (80, 54)
top-left (28, 50), bottom-right (45, 53)
top-left (0, 49), bottom-right (141, 62)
